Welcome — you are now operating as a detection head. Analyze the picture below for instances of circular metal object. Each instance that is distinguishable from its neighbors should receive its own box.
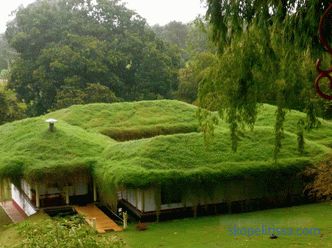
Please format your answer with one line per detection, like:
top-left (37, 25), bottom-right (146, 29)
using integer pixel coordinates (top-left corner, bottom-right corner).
top-left (315, 3), bottom-right (332, 100)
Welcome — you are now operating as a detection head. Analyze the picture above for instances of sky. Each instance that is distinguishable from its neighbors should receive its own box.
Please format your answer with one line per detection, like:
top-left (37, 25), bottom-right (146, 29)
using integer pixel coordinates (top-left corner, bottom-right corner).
top-left (0, 0), bottom-right (207, 33)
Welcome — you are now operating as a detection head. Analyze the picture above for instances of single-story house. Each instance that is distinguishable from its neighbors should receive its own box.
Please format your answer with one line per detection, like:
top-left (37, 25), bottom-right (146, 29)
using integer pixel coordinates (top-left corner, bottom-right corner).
top-left (0, 100), bottom-right (329, 220)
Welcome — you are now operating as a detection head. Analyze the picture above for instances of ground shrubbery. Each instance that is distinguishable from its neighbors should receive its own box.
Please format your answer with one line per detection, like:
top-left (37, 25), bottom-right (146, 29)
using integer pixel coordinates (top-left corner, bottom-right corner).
top-left (13, 215), bottom-right (124, 248)
top-left (305, 159), bottom-right (332, 200)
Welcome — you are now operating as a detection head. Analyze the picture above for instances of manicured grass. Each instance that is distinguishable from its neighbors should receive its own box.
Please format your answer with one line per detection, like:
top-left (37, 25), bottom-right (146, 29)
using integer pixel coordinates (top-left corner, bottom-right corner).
top-left (46, 100), bottom-right (199, 140)
top-left (0, 116), bottom-right (112, 182)
top-left (255, 104), bottom-right (332, 146)
top-left (100, 126), bottom-right (329, 188)
top-left (1, 100), bottom-right (332, 191)
top-left (98, 103), bottom-right (332, 188)
top-left (117, 202), bottom-right (332, 248)
top-left (0, 203), bottom-right (330, 247)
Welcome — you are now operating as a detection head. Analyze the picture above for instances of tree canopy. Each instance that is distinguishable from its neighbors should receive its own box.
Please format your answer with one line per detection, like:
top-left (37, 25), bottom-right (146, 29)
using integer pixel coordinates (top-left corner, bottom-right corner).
top-left (0, 34), bottom-right (16, 72)
top-left (6, 0), bottom-right (180, 115)
top-left (0, 86), bottom-right (26, 125)
top-left (199, 0), bottom-right (330, 156)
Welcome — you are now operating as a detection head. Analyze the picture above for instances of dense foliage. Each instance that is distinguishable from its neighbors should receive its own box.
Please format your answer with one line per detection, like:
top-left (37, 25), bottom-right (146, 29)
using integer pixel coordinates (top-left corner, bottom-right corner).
top-left (0, 85), bottom-right (26, 125)
top-left (0, 34), bottom-right (16, 72)
top-left (305, 159), bottom-right (332, 200)
top-left (5, 0), bottom-right (180, 115)
top-left (153, 19), bottom-right (214, 104)
top-left (14, 215), bottom-right (124, 248)
top-left (199, 0), bottom-right (330, 155)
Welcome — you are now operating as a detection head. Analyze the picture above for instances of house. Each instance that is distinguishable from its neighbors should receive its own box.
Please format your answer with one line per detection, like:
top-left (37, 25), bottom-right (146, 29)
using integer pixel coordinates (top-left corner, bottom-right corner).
top-left (0, 100), bottom-right (329, 220)
top-left (11, 176), bottom-right (96, 216)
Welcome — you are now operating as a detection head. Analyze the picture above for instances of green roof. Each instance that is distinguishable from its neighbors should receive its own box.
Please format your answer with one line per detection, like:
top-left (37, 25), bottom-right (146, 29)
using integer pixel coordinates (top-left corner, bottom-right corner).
top-left (0, 100), bottom-right (331, 189)
top-left (0, 116), bottom-right (111, 182)
top-left (46, 100), bottom-right (199, 141)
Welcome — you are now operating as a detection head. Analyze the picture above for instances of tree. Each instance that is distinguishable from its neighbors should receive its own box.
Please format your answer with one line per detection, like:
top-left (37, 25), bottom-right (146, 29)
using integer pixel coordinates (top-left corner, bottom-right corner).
top-left (199, 0), bottom-right (330, 154)
top-left (153, 21), bottom-right (189, 50)
top-left (0, 34), bottom-right (17, 71)
top-left (0, 87), bottom-right (26, 125)
top-left (153, 19), bottom-right (215, 103)
top-left (0, 69), bottom-right (9, 81)
top-left (177, 52), bottom-right (218, 103)
top-left (54, 83), bottom-right (118, 110)
top-left (6, 0), bottom-right (180, 115)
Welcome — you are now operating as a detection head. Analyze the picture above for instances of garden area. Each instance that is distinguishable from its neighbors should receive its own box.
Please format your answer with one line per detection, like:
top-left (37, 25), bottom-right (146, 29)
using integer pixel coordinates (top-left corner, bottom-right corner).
top-left (0, 202), bottom-right (330, 248)
top-left (116, 202), bottom-right (332, 248)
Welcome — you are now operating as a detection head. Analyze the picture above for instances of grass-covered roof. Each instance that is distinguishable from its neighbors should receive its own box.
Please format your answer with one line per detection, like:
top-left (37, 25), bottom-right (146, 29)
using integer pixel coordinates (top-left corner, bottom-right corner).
top-left (98, 122), bottom-right (329, 188)
top-left (0, 100), bottom-right (331, 189)
top-left (0, 116), bottom-right (111, 183)
top-left (46, 100), bottom-right (199, 141)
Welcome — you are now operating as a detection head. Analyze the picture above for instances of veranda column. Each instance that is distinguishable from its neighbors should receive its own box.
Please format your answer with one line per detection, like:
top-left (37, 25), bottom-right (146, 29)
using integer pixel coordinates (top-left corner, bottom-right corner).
top-left (65, 186), bottom-right (70, 205)
top-left (93, 180), bottom-right (97, 202)
top-left (35, 184), bottom-right (40, 208)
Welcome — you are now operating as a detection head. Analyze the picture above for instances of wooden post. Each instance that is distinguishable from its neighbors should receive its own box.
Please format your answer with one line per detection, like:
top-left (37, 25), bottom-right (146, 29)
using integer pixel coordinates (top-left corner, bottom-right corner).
top-left (92, 218), bottom-right (96, 229)
top-left (142, 190), bottom-right (145, 212)
top-left (65, 186), bottom-right (69, 205)
top-left (193, 205), bottom-right (198, 218)
top-left (35, 184), bottom-right (40, 208)
top-left (93, 180), bottom-right (97, 202)
top-left (123, 211), bottom-right (128, 229)
top-left (135, 190), bottom-right (139, 208)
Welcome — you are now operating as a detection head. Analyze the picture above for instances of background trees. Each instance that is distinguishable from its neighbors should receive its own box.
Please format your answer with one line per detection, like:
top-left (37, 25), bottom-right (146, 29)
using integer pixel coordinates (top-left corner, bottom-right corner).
top-left (0, 34), bottom-right (16, 72)
top-left (0, 85), bottom-right (26, 125)
top-left (5, 0), bottom-right (180, 115)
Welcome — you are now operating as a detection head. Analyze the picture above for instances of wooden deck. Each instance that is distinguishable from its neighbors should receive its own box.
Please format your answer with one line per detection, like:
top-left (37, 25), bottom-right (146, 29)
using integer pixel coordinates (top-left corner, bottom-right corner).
top-left (74, 204), bottom-right (123, 233)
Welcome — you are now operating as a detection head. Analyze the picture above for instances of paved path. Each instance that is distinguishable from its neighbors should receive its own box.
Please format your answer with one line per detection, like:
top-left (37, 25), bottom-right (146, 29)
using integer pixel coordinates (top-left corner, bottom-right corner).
top-left (74, 204), bottom-right (123, 233)
top-left (0, 200), bottom-right (27, 223)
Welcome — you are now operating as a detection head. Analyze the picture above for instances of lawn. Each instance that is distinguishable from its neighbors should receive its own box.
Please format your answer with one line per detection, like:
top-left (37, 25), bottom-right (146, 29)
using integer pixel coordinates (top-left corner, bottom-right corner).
top-left (0, 202), bottom-right (330, 247)
top-left (116, 202), bottom-right (332, 248)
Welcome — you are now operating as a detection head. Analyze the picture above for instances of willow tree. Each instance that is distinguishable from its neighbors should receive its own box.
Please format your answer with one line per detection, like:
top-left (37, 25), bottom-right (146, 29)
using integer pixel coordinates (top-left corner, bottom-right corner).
top-left (199, 0), bottom-right (330, 157)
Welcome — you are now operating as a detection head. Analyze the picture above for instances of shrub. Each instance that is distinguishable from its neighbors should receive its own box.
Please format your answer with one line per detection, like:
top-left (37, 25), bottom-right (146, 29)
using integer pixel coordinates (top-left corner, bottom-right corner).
top-left (136, 222), bottom-right (148, 231)
top-left (14, 215), bottom-right (125, 248)
top-left (305, 160), bottom-right (332, 200)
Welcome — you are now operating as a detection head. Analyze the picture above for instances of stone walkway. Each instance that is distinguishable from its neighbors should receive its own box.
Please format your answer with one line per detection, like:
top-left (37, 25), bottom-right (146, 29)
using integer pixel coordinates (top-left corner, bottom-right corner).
top-left (0, 200), bottom-right (27, 223)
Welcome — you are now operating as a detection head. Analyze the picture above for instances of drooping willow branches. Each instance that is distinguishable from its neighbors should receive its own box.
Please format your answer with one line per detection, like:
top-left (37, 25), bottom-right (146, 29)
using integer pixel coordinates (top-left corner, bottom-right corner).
top-left (199, 0), bottom-right (330, 156)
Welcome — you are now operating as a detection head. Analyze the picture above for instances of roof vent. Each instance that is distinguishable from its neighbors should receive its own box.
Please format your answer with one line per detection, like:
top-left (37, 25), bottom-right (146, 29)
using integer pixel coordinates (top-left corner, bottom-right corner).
top-left (46, 118), bottom-right (58, 132)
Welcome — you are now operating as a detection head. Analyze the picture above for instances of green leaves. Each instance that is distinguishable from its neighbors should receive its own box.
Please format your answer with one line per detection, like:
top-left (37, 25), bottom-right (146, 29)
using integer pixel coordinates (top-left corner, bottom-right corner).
top-left (6, 0), bottom-right (180, 115)
top-left (15, 215), bottom-right (124, 248)
top-left (0, 87), bottom-right (26, 125)
top-left (198, 0), bottom-right (330, 155)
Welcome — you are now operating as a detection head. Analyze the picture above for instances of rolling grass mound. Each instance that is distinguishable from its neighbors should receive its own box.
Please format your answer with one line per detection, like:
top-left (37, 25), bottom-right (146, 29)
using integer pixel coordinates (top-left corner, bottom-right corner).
top-left (46, 100), bottom-right (199, 141)
top-left (0, 116), bottom-right (111, 182)
top-left (255, 104), bottom-right (332, 146)
top-left (99, 126), bottom-right (329, 188)
top-left (0, 100), bottom-right (331, 190)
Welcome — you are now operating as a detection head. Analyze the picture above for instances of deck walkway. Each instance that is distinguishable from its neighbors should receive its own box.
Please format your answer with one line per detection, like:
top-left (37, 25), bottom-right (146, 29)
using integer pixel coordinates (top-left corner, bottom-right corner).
top-left (0, 200), bottom-right (27, 223)
top-left (74, 204), bottom-right (122, 233)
